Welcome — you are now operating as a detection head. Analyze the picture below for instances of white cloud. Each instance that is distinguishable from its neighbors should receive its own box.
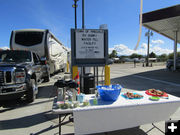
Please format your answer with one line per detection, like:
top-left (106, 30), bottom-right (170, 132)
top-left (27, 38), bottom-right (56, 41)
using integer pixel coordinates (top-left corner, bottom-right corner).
top-left (0, 46), bottom-right (9, 50)
top-left (150, 46), bottom-right (173, 55)
top-left (109, 48), bottom-right (114, 54)
top-left (140, 43), bottom-right (147, 49)
top-left (109, 43), bottom-right (174, 56)
top-left (113, 44), bottom-right (135, 56)
top-left (151, 39), bottom-right (164, 45)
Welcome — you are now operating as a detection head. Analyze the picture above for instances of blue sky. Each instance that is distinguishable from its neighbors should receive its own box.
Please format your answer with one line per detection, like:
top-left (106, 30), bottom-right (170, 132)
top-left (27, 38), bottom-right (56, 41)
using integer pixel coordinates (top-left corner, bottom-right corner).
top-left (0, 0), bottom-right (179, 55)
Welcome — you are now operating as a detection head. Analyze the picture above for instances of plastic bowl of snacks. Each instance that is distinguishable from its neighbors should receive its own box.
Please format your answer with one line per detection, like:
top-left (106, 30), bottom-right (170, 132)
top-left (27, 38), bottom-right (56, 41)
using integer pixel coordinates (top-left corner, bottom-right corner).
top-left (97, 84), bottom-right (122, 101)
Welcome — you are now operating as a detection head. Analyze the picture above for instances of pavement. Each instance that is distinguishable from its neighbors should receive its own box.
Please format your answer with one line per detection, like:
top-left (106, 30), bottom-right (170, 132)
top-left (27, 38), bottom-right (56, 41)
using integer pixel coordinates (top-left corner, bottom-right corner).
top-left (0, 63), bottom-right (180, 135)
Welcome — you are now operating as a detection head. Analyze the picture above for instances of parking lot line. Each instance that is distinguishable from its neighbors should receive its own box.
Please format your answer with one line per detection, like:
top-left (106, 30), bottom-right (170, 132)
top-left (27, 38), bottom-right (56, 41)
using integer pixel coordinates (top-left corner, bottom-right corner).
top-left (133, 75), bottom-right (180, 87)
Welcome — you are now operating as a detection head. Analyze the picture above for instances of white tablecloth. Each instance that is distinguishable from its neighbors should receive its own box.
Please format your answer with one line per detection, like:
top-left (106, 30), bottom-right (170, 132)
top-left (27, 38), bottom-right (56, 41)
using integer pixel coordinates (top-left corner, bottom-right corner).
top-left (73, 91), bottom-right (180, 135)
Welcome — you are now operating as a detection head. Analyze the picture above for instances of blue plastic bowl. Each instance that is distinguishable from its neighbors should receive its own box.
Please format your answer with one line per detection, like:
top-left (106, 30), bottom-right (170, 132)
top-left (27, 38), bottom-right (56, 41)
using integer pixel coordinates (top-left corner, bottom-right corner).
top-left (97, 84), bottom-right (122, 101)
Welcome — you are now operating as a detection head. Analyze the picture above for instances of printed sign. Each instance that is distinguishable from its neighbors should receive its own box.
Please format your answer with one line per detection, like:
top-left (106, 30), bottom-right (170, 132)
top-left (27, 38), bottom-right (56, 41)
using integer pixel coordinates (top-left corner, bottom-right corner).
top-left (75, 29), bottom-right (104, 59)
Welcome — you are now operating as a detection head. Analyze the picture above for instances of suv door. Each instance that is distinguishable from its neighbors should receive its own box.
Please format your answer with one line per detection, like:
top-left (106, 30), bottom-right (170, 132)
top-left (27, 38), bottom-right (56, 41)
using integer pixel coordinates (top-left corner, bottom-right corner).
top-left (32, 53), bottom-right (43, 83)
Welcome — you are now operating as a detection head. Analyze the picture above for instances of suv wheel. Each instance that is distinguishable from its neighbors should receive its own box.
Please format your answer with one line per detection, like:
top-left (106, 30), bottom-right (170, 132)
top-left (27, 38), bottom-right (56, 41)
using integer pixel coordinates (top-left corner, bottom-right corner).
top-left (25, 79), bottom-right (38, 103)
top-left (43, 72), bottom-right (50, 82)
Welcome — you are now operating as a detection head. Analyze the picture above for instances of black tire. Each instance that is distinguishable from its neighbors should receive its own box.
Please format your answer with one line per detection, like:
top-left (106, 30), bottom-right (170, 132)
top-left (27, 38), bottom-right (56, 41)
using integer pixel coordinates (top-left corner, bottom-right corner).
top-left (25, 79), bottom-right (37, 103)
top-left (43, 70), bottom-right (50, 82)
top-left (43, 73), bottom-right (50, 82)
top-left (62, 68), bottom-right (65, 72)
top-left (0, 101), bottom-right (2, 107)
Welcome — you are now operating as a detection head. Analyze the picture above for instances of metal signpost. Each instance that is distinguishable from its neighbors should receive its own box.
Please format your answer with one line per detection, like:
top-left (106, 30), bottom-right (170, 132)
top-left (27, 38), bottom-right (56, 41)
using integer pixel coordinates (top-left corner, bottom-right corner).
top-left (71, 28), bottom-right (109, 93)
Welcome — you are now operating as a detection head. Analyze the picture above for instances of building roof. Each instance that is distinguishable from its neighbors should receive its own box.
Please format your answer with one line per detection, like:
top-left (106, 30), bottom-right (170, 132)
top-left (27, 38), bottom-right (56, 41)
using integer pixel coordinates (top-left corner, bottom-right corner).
top-left (142, 4), bottom-right (180, 43)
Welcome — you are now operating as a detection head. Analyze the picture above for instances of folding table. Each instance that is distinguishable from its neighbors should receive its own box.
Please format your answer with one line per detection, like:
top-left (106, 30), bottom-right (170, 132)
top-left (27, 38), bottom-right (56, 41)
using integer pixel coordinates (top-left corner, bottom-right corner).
top-left (52, 91), bottom-right (180, 135)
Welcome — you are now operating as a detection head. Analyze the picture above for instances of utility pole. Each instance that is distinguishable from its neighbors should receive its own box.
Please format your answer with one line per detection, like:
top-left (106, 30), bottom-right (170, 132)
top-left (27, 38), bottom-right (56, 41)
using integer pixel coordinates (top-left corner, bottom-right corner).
top-left (145, 29), bottom-right (153, 67)
top-left (72, 0), bottom-right (79, 29)
top-left (82, 0), bottom-right (85, 29)
top-left (72, 0), bottom-right (79, 91)
top-left (82, 0), bottom-right (85, 92)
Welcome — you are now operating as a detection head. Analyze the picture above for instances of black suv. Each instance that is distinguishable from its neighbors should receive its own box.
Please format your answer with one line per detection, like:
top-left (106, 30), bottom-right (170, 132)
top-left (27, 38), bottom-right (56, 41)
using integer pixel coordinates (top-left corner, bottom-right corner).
top-left (166, 58), bottom-right (180, 70)
top-left (0, 50), bottom-right (50, 103)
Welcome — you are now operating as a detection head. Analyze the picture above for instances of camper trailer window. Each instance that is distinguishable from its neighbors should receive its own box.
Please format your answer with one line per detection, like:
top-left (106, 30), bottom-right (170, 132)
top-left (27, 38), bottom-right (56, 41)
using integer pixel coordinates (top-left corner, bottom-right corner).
top-left (15, 32), bottom-right (44, 46)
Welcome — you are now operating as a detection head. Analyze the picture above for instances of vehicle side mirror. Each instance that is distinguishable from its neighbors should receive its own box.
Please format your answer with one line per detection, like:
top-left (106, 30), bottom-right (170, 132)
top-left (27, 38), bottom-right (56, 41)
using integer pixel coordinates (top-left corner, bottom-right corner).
top-left (107, 59), bottom-right (114, 65)
top-left (40, 57), bottom-right (47, 65)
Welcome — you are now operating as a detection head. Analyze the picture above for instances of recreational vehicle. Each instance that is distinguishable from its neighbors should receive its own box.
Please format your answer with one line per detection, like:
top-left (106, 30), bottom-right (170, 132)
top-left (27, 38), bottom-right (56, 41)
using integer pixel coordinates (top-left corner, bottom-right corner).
top-left (10, 29), bottom-right (68, 74)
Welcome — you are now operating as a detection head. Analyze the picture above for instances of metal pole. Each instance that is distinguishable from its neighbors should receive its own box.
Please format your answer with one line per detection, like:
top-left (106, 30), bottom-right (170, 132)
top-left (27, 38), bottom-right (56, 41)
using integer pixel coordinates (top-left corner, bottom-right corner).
top-left (82, 0), bottom-right (86, 93)
top-left (82, 0), bottom-right (85, 29)
top-left (174, 30), bottom-right (178, 71)
top-left (146, 30), bottom-right (150, 67)
top-left (81, 0), bottom-right (84, 92)
top-left (59, 114), bottom-right (61, 135)
top-left (94, 66), bottom-right (96, 85)
top-left (96, 67), bottom-right (98, 86)
top-left (72, 0), bottom-right (79, 91)
top-left (75, 0), bottom-right (77, 29)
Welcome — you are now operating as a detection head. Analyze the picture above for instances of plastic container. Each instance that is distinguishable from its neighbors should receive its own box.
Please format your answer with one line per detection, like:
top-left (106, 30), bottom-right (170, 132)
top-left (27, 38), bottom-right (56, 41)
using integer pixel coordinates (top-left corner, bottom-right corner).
top-left (76, 93), bottom-right (85, 103)
top-left (93, 98), bottom-right (98, 105)
top-left (83, 100), bottom-right (90, 106)
top-left (73, 101), bottom-right (80, 108)
top-left (97, 84), bottom-right (122, 101)
top-left (149, 96), bottom-right (160, 101)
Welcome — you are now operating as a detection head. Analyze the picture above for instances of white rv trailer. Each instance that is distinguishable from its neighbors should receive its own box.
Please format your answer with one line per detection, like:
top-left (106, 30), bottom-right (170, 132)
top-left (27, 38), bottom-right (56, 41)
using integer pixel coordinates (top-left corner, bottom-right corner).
top-left (10, 29), bottom-right (68, 74)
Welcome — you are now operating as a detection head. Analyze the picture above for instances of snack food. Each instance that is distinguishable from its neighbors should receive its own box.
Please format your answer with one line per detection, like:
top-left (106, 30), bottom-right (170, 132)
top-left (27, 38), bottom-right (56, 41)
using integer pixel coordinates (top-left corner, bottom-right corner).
top-left (123, 92), bottom-right (143, 99)
top-left (83, 100), bottom-right (89, 106)
top-left (57, 101), bottom-right (65, 108)
top-left (61, 102), bottom-right (70, 109)
top-left (73, 101), bottom-right (80, 108)
top-left (146, 89), bottom-right (166, 97)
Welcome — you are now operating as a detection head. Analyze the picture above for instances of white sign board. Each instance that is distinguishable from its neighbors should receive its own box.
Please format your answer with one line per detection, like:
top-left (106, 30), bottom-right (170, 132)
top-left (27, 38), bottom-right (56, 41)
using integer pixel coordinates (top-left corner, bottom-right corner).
top-left (76, 29), bottom-right (104, 59)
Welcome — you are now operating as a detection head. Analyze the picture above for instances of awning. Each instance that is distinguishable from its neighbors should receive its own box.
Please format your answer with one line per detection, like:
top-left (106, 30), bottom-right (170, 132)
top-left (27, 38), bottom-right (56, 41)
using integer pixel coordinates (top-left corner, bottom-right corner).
top-left (142, 4), bottom-right (180, 43)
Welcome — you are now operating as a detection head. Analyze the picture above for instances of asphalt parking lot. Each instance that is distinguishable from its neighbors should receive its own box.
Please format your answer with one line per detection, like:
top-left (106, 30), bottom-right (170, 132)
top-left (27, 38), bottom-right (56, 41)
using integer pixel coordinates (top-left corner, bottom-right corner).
top-left (0, 63), bottom-right (180, 135)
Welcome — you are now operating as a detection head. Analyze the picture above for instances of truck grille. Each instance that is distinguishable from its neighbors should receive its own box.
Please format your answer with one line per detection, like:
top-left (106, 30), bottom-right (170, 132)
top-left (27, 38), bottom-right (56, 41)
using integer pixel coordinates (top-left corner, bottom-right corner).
top-left (6, 71), bottom-right (12, 83)
top-left (0, 70), bottom-right (14, 85)
top-left (0, 71), bottom-right (4, 83)
top-left (2, 88), bottom-right (15, 93)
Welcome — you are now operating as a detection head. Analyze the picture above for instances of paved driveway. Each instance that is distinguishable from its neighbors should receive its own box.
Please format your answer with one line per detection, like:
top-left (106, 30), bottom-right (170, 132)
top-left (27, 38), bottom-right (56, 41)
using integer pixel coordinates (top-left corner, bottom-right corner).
top-left (0, 63), bottom-right (180, 135)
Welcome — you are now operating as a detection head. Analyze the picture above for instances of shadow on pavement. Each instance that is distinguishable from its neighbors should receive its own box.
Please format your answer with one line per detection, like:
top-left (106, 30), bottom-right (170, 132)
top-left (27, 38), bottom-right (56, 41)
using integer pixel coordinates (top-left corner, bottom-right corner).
top-left (0, 83), bottom-right (56, 109)
top-left (30, 119), bottom-right (73, 135)
top-left (30, 123), bottom-right (147, 135)
top-left (133, 69), bottom-right (180, 84)
top-left (103, 127), bottom-right (148, 135)
top-left (0, 99), bottom-right (53, 113)
top-left (0, 110), bottom-right (57, 130)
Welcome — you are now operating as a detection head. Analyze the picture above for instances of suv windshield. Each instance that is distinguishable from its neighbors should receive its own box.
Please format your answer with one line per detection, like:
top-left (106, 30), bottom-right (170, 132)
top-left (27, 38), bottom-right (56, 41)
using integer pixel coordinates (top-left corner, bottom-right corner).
top-left (0, 50), bottom-right (32, 63)
top-left (15, 31), bottom-right (44, 46)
